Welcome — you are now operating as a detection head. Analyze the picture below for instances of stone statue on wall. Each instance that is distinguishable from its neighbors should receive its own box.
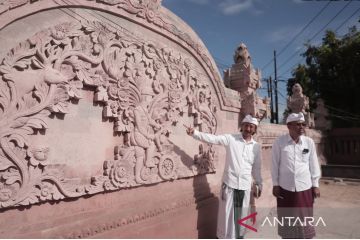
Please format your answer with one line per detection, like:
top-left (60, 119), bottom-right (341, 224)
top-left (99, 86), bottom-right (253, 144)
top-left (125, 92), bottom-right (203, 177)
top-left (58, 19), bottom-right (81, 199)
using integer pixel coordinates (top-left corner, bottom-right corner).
top-left (0, 20), bottom-right (217, 209)
top-left (287, 83), bottom-right (309, 114)
top-left (223, 43), bottom-right (270, 121)
top-left (287, 83), bottom-right (315, 128)
top-left (234, 43), bottom-right (251, 68)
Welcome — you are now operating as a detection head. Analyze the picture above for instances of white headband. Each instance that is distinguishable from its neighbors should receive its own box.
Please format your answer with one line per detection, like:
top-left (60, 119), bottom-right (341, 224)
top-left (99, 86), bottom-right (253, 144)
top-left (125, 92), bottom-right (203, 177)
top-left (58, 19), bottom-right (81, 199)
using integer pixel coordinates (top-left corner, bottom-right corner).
top-left (286, 112), bottom-right (305, 123)
top-left (242, 115), bottom-right (259, 126)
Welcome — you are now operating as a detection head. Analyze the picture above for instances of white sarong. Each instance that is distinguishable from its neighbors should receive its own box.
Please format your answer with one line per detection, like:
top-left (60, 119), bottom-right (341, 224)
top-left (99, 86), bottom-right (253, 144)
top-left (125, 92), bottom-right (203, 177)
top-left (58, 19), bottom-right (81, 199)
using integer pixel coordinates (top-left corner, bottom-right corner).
top-left (217, 183), bottom-right (251, 239)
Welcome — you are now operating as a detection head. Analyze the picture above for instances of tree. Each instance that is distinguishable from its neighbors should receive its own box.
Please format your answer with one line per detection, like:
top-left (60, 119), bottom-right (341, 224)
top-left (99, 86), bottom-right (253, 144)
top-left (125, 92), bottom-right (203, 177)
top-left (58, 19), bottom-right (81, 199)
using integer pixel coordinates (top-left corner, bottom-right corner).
top-left (287, 27), bottom-right (360, 128)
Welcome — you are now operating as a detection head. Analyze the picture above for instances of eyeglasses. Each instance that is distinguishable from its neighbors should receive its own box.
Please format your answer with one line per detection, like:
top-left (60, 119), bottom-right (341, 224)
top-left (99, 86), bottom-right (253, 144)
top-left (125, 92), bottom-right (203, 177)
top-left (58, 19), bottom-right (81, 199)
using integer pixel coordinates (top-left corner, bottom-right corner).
top-left (289, 122), bottom-right (307, 127)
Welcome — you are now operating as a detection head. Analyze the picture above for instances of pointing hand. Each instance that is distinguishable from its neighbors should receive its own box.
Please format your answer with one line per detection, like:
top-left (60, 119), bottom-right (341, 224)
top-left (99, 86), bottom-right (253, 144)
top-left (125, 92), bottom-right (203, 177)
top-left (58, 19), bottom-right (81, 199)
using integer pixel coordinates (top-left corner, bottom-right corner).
top-left (183, 124), bottom-right (194, 135)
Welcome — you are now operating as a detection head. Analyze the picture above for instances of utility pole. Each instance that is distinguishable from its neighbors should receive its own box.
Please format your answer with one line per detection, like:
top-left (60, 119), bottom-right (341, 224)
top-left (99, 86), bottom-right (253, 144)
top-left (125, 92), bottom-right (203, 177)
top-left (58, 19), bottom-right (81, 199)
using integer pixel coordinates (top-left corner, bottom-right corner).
top-left (274, 50), bottom-right (279, 124)
top-left (267, 77), bottom-right (274, 123)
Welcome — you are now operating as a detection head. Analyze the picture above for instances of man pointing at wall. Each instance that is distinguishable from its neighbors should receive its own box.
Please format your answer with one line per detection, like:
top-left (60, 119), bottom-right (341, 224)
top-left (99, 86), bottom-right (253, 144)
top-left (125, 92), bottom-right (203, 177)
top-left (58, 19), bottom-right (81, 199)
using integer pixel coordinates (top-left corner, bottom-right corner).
top-left (184, 115), bottom-right (262, 239)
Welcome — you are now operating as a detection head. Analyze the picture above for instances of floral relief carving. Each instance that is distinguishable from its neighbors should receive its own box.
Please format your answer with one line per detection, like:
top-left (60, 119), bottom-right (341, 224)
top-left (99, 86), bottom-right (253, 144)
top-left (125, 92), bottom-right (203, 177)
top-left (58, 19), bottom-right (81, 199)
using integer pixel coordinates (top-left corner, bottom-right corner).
top-left (0, 20), bottom-right (217, 209)
top-left (0, 0), bottom-right (239, 111)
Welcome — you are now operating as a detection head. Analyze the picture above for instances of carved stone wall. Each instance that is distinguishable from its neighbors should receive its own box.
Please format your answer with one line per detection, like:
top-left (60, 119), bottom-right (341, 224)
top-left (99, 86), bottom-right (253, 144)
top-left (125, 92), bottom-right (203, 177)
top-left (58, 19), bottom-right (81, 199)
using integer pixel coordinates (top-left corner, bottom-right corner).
top-left (0, 9), bottom-right (225, 209)
top-left (0, 1), bottom-right (324, 238)
top-left (0, 1), bottom-right (239, 238)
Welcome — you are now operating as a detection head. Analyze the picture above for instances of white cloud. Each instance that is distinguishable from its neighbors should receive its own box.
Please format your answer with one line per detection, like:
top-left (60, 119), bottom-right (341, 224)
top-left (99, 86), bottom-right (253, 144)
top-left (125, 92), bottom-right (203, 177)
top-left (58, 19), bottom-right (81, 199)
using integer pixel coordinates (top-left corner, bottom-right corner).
top-left (219, 0), bottom-right (253, 15)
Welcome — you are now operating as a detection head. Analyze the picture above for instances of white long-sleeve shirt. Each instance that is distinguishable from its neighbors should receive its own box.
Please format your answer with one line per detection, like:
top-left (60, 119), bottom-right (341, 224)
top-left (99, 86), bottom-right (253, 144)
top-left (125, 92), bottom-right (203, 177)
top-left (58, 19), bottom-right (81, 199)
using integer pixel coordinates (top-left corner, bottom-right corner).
top-left (193, 130), bottom-right (262, 191)
top-left (271, 134), bottom-right (321, 192)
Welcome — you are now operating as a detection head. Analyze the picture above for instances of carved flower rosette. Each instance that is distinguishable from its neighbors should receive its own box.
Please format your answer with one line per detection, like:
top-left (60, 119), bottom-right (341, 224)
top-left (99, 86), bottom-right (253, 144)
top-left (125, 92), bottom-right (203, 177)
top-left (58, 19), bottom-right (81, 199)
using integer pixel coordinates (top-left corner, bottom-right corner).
top-left (0, 20), bottom-right (217, 209)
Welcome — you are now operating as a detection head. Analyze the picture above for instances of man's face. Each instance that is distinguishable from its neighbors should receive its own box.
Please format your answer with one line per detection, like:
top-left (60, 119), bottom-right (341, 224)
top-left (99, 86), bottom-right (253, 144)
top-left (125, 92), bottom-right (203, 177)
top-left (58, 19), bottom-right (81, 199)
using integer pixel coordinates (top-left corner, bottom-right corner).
top-left (241, 122), bottom-right (257, 138)
top-left (287, 121), bottom-right (306, 137)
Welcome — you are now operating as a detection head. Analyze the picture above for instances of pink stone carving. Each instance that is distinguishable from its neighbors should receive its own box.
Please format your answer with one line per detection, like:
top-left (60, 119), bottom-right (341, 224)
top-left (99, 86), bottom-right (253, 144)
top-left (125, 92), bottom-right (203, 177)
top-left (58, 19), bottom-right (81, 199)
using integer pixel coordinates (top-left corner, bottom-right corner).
top-left (287, 83), bottom-right (309, 114)
top-left (0, 0), bottom-right (241, 112)
top-left (223, 43), bottom-right (270, 120)
top-left (287, 83), bottom-right (315, 128)
top-left (0, 20), bottom-right (217, 209)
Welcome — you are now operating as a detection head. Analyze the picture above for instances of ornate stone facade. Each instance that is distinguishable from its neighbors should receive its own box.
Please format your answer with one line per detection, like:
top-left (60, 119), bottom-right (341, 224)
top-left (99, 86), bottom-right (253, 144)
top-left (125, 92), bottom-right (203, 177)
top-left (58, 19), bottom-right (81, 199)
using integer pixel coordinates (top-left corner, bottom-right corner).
top-left (0, 1), bottom-right (326, 238)
top-left (0, 19), bottom-right (220, 209)
top-left (224, 43), bottom-right (270, 121)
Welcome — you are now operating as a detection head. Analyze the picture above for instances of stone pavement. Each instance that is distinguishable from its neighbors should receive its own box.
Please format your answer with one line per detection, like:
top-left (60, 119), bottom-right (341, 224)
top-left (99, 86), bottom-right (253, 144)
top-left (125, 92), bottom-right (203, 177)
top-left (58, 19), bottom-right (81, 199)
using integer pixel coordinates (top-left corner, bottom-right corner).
top-left (246, 179), bottom-right (360, 239)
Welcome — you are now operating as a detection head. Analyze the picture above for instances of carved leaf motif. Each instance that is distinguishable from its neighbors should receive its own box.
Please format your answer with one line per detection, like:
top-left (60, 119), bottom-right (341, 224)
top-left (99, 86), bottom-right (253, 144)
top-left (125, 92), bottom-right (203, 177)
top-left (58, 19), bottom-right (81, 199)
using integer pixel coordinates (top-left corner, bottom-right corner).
top-left (51, 22), bottom-right (82, 41)
top-left (15, 96), bottom-right (28, 113)
top-left (77, 69), bottom-right (94, 86)
top-left (82, 20), bottom-right (99, 34)
top-left (31, 58), bottom-right (44, 69)
top-left (0, 64), bottom-right (11, 74)
top-left (0, 149), bottom-right (14, 171)
top-left (52, 86), bottom-right (70, 105)
top-left (2, 168), bottom-right (21, 185)
top-left (52, 188), bottom-right (64, 201)
top-left (25, 117), bottom-right (48, 130)
top-left (10, 117), bottom-right (28, 129)
top-left (33, 82), bottom-right (50, 103)
top-left (0, 80), bottom-right (10, 111)
top-left (13, 58), bottom-right (31, 70)
top-left (67, 80), bottom-right (83, 99)
top-left (8, 132), bottom-right (28, 148)
top-left (50, 101), bottom-right (69, 114)
top-left (3, 41), bottom-right (35, 68)
top-left (20, 189), bottom-right (40, 205)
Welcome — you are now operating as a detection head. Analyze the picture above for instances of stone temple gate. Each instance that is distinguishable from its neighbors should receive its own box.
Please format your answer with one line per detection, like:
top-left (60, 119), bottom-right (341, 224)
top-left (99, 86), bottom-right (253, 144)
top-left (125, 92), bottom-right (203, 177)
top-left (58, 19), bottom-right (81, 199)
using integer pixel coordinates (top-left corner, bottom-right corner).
top-left (0, 0), bottom-right (323, 238)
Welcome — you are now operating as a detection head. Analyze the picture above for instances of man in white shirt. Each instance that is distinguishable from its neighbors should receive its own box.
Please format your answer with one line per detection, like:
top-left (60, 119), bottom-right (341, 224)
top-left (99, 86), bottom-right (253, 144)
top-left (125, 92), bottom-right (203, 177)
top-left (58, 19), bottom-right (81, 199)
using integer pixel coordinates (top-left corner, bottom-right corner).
top-left (184, 115), bottom-right (262, 239)
top-left (271, 112), bottom-right (321, 239)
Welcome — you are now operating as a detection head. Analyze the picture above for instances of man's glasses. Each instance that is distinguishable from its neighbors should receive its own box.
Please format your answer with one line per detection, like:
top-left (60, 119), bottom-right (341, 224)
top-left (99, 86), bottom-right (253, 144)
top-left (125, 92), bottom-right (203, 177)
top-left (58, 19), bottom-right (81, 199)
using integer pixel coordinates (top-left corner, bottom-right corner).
top-left (289, 122), bottom-right (307, 127)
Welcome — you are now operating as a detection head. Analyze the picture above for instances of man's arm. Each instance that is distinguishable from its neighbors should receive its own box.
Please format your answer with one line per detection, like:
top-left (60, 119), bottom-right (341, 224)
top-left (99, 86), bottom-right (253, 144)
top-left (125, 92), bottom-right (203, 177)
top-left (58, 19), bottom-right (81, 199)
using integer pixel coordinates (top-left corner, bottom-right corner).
top-left (309, 139), bottom-right (321, 197)
top-left (192, 130), bottom-right (229, 146)
top-left (184, 124), bottom-right (229, 146)
top-left (252, 144), bottom-right (262, 197)
top-left (271, 139), bottom-right (282, 198)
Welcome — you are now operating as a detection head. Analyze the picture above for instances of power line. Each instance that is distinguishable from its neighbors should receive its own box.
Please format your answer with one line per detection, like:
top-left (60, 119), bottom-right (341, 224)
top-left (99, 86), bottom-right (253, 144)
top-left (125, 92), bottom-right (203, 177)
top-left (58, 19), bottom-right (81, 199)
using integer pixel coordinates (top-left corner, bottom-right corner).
top-left (261, 1), bottom-right (332, 72)
top-left (335, 7), bottom-right (360, 32)
top-left (325, 104), bottom-right (360, 119)
top-left (278, 62), bottom-right (301, 78)
top-left (277, 4), bottom-right (359, 79)
top-left (329, 114), bottom-right (360, 122)
top-left (213, 56), bottom-right (231, 69)
top-left (276, 0), bottom-right (353, 74)
top-left (277, 90), bottom-right (287, 101)
top-left (277, 1), bottom-right (332, 58)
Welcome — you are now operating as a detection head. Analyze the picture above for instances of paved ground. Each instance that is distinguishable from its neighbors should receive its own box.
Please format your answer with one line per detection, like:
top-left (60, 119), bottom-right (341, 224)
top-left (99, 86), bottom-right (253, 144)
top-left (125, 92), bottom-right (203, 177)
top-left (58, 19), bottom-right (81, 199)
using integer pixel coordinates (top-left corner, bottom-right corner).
top-left (246, 179), bottom-right (360, 239)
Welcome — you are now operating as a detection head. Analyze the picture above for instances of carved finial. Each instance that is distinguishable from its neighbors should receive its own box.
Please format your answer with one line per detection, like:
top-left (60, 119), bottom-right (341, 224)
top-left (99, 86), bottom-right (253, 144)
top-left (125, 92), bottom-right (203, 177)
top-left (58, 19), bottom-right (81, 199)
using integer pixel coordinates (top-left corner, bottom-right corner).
top-left (233, 43), bottom-right (251, 66)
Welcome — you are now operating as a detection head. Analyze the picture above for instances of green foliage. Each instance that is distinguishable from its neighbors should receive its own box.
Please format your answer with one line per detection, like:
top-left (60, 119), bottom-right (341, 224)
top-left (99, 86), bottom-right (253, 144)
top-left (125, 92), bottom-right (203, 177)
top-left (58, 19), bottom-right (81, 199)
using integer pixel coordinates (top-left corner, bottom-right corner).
top-left (287, 27), bottom-right (360, 128)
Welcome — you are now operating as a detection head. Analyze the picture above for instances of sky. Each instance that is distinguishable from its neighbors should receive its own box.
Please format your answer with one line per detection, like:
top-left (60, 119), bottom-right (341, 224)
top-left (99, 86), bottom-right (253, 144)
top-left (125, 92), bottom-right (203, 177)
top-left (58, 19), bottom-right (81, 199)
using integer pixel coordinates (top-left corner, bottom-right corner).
top-left (162, 0), bottom-right (360, 120)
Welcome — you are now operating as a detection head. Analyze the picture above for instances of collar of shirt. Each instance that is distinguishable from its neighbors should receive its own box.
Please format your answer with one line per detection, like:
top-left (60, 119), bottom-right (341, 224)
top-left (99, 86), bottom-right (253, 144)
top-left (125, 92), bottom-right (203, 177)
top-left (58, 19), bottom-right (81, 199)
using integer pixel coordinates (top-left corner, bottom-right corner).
top-left (286, 133), bottom-right (303, 145)
top-left (240, 133), bottom-right (255, 144)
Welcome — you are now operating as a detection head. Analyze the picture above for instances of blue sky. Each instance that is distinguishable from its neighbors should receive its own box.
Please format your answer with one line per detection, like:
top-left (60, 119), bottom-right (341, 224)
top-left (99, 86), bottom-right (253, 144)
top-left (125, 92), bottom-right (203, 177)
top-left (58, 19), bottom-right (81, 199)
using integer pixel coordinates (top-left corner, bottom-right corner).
top-left (162, 0), bottom-right (360, 117)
